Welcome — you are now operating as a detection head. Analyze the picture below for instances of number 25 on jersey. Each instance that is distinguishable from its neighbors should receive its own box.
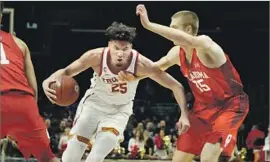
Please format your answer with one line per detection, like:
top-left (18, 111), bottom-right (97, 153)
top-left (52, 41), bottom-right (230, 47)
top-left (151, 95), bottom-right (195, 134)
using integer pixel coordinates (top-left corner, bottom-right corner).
top-left (192, 79), bottom-right (211, 92)
top-left (0, 42), bottom-right (10, 65)
top-left (112, 83), bottom-right (127, 94)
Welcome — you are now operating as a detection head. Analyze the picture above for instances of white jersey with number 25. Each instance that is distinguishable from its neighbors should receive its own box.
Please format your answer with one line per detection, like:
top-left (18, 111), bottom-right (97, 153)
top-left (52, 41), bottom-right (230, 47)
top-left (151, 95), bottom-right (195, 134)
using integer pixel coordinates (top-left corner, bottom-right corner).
top-left (86, 47), bottom-right (139, 105)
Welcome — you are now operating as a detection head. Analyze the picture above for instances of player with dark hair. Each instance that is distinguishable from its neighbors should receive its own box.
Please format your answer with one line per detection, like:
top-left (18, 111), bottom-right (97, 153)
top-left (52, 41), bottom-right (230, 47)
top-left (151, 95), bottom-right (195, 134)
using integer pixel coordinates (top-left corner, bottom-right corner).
top-left (119, 5), bottom-right (249, 162)
top-left (42, 21), bottom-right (188, 162)
top-left (0, 2), bottom-right (59, 162)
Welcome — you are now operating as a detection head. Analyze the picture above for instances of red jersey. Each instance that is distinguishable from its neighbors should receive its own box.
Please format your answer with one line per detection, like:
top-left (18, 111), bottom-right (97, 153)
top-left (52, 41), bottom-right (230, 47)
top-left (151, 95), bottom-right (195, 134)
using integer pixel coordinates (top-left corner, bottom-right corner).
top-left (0, 30), bottom-right (34, 95)
top-left (246, 129), bottom-right (265, 149)
top-left (179, 47), bottom-right (244, 105)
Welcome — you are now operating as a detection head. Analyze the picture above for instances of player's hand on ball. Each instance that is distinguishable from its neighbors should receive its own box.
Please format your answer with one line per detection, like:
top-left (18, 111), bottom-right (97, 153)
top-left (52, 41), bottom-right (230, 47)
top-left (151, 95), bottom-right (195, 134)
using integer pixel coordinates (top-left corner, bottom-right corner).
top-left (42, 78), bottom-right (57, 104)
top-left (118, 71), bottom-right (136, 82)
top-left (136, 4), bottom-right (151, 29)
top-left (177, 114), bottom-right (190, 135)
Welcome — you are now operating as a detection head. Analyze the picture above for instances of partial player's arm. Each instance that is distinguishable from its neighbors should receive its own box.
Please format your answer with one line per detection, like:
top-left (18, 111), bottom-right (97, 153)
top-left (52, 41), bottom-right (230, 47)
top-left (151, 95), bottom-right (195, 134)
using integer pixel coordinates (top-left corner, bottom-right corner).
top-left (136, 54), bottom-right (190, 134)
top-left (43, 48), bottom-right (103, 103)
top-left (155, 45), bottom-right (180, 71)
top-left (118, 46), bottom-right (180, 81)
top-left (13, 36), bottom-right (38, 101)
top-left (46, 48), bottom-right (103, 79)
top-left (136, 4), bottom-right (226, 66)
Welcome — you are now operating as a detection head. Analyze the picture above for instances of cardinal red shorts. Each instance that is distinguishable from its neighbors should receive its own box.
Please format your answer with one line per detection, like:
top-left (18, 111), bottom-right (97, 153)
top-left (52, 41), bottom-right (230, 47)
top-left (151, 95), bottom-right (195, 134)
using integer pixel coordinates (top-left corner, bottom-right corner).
top-left (0, 91), bottom-right (55, 161)
top-left (177, 93), bottom-right (249, 157)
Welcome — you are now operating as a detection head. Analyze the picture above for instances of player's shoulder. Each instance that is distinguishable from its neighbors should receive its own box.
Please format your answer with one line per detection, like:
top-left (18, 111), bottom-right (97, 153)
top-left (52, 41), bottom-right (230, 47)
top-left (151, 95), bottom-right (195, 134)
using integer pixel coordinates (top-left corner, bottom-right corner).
top-left (196, 34), bottom-right (223, 51)
top-left (131, 49), bottom-right (146, 62)
top-left (197, 34), bottom-right (211, 40)
top-left (168, 45), bottom-right (180, 55)
top-left (196, 35), bottom-right (213, 45)
top-left (85, 47), bottom-right (105, 58)
top-left (134, 50), bottom-right (154, 72)
top-left (89, 47), bottom-right (105, 54)
top-left (79, 47), bottom-right (106, 67)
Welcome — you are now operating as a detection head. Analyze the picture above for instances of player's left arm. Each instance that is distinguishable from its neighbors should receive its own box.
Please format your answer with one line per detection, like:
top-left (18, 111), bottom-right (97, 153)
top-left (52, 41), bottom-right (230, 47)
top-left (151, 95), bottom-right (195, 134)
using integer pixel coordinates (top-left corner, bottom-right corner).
top-left (13, 36), bottom-right (38, 101)
top-left (147, 21), bottom-right (227, 64)
top-left (136, 55), bottom-right (190, 133)
top-left (136, 54), bottom-right (188, 116)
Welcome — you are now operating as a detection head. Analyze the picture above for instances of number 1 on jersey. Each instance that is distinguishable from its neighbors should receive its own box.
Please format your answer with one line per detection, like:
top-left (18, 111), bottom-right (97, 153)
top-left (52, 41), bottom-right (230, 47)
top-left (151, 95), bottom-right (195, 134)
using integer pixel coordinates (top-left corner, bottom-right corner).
top-left (0, 42), bottom-right (10, 64)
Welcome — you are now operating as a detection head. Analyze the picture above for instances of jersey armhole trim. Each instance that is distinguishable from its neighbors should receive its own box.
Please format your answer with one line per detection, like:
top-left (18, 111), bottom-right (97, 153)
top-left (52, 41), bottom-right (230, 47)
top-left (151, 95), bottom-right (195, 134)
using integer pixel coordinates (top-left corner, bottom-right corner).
top-left (99, 48), bottom-right (106, 76)
top-left (134, 52), bottom-right (139, 75)
top-left (9, 34), bottom-right (25, 58)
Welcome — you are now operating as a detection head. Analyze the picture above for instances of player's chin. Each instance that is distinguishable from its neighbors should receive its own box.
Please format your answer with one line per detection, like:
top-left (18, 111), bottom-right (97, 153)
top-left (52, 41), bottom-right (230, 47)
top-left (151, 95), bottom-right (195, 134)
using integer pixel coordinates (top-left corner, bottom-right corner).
top-left (116, 63), bottom-right (123, 67)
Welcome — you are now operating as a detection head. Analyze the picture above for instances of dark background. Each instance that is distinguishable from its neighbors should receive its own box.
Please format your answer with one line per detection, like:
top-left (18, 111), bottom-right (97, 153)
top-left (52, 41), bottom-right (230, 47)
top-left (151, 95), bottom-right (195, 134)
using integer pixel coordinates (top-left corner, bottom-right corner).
top-left (2, 1), bottom-right (269, 130)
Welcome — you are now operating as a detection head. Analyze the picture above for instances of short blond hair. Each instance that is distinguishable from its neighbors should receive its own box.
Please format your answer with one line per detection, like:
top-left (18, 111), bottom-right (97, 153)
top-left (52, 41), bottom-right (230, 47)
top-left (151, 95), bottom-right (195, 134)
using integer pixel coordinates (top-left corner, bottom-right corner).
top-left (172, 10), bottom-right (199, 35)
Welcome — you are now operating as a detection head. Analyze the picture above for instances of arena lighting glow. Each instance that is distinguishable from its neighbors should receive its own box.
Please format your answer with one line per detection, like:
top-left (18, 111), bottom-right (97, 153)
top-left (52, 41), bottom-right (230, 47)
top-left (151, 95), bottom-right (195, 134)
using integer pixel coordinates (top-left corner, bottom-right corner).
top-left (26, 22), bottom-right (38, 29)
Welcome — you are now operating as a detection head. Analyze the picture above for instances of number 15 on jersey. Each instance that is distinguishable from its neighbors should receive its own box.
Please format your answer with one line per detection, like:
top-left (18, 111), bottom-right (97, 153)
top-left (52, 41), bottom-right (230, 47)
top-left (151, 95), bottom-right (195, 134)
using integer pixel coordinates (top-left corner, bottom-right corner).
top-left (192, 79), bottom-right (211, 92)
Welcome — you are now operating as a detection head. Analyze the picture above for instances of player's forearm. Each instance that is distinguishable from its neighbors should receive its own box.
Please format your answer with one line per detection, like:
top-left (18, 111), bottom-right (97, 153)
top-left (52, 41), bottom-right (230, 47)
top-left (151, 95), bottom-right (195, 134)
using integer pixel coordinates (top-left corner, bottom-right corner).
top-left (28, 77), bottom-right (38, 101)
top-left (147, 22), bottom-right (194, 46)
top-left (25, 67), bottom-right (38, 101)
top-left (171, 83), bottom-right (189, 115)
top-left (48, 69), bottom-right (68, 80)
top-left (135, 75), bottom-right (148, 81)
top-left (135, 61), bottom-right (167, 81)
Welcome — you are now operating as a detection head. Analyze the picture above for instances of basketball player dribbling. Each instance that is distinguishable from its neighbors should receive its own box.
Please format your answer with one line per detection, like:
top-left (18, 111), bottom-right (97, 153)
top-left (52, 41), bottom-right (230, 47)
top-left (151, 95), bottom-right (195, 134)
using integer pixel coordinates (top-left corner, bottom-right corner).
top-left (0, 2), bottom-right (59, 162)
top-left (42, 22), bottom-right (188, 162)
top-left (119, 4), bottom-right (249, 162)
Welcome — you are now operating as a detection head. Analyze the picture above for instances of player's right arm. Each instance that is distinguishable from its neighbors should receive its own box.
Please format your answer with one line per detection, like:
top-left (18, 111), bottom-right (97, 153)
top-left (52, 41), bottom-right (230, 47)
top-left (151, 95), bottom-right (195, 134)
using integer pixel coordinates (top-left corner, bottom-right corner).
top-left (136, 54), bottom-right (190, 134)
top-left (118, 46), bottom-right (180, 81)
top-left (42, 48), bottom-right (103, 103)
top-left (13, 36), bottom-right (39, 101)
top-left (155, 45), bottom-right (180, 71)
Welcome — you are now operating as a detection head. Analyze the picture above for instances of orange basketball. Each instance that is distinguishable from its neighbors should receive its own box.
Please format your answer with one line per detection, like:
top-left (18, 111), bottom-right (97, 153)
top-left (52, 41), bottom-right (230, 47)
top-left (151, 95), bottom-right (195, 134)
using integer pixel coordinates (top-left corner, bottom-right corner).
top-left (49, 76), bottom-right (79, 106)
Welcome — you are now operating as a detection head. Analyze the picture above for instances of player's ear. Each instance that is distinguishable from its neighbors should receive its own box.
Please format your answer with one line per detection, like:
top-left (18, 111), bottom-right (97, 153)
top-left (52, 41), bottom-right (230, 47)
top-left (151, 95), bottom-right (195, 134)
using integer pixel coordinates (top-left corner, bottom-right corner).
top-left (186, 25), bottom-right (193, 35)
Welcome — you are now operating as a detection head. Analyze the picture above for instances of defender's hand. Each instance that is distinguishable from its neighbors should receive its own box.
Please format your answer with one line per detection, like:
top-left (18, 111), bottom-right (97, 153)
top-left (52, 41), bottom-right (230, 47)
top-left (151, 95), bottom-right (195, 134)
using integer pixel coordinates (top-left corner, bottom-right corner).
top-left (118, 71), bottom-right (136, 82)
top-left (136, 4), bottom-right (151, 29)
top-left (177, 114), bottom-right (190, 135)
top-left (42, 78), bottom-right (57, 104)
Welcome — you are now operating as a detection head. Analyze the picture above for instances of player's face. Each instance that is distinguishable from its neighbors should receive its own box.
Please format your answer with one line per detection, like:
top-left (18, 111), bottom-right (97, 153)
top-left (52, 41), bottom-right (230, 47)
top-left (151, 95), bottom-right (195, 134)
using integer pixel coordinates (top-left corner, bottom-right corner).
top-left (108, 40), bottom-right (132, 67)
top-left (170, 17), bottom-right (193, 45)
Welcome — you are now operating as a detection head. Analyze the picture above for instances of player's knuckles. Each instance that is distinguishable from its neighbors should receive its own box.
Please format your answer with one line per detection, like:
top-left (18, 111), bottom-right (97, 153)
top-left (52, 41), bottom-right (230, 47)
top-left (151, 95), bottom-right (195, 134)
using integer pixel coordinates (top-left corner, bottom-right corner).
top-left (118, 73), bottom-right (124, 78)
top-left (47, 92), bottom-right (56, 99)
top-left (47, 88), bottom-right (56, 94)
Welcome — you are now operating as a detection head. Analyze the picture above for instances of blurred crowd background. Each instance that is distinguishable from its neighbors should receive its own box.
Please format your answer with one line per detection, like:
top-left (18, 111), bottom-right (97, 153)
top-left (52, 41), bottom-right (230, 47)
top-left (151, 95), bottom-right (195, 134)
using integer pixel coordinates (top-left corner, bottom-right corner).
top-left (0, 1), bottom-right (269, 162)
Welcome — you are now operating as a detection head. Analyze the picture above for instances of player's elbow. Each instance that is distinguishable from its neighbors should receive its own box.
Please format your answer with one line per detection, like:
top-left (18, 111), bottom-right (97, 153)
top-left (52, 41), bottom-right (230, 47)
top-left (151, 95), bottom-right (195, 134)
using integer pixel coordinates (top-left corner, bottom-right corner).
top-left (154, 59), bottom-right (167, 71)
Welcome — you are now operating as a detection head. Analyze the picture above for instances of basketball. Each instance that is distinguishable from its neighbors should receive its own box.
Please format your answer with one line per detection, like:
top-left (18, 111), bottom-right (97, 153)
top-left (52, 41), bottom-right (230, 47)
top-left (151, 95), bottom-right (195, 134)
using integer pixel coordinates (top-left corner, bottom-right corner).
top-left (49, 76), bottom-right (80, 106)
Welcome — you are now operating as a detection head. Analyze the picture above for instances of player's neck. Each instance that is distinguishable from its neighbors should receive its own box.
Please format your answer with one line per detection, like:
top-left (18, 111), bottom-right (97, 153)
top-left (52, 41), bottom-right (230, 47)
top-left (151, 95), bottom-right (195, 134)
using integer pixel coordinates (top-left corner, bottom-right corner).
top-left (107, 54), bottom-right (132, 74)
top-left (183, 47), bottom-right (194, 60)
